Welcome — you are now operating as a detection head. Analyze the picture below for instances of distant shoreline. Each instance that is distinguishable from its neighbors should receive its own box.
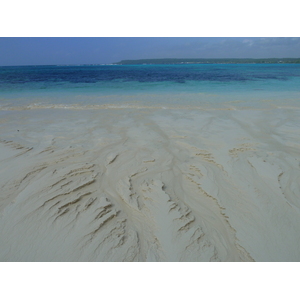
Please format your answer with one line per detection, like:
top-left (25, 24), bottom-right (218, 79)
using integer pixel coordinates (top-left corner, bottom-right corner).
top-left (2, 58), bottom-right (300, 67)
top-left (115, 58), bottom-right (300, 64)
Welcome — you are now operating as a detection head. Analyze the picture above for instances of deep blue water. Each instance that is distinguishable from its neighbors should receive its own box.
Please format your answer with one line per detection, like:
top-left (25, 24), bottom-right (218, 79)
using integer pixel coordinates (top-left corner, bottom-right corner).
top-left (1, 64), bottom-right (300, 108)
top-left (1, 64), bottom-right (300, 86)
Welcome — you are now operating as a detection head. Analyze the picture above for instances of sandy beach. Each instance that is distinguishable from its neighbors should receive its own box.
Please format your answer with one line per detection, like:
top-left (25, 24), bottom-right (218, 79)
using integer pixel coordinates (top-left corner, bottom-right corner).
top-left (0, 105), bottom-right (299, 261)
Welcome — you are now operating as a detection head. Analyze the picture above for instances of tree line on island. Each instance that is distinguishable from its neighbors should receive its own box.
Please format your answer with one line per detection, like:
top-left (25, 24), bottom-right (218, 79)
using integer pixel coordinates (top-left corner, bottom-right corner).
top-left (115, 58), bottom-right (300, 64)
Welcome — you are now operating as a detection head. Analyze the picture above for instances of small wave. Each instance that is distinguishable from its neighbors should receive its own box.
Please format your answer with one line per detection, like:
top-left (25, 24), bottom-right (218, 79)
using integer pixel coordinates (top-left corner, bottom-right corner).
top-left (0, 103), bottom-right (181, 111)
top-left (0, 103), bottom-right (280, 112)
top-left (1, 101), bottom-right (300, 112)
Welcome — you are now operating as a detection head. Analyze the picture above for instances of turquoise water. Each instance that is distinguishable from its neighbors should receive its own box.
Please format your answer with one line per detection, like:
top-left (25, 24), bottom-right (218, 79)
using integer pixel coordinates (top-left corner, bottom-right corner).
top-left (1, 64), bottom-right (300, 109)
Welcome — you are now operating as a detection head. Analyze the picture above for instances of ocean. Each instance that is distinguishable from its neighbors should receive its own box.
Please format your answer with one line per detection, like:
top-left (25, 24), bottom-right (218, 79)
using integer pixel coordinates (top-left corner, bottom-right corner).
top-left (1, 63), bottom-right (300, 109)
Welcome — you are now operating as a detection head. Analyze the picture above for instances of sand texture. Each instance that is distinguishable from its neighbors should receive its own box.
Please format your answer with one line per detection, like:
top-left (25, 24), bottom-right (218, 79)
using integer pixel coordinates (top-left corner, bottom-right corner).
top-left (0, 107), bottom-right (300, 261)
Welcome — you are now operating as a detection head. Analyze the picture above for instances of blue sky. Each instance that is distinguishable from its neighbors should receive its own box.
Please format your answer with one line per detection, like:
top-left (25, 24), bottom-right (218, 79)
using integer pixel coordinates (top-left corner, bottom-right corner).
top-left (0, 37), bottom-right (300, 66)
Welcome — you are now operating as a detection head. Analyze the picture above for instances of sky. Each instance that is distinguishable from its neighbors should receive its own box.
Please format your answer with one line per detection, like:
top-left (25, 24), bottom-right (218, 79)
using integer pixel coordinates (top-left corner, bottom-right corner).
top-left (0, 37), bottom-right (300, 66)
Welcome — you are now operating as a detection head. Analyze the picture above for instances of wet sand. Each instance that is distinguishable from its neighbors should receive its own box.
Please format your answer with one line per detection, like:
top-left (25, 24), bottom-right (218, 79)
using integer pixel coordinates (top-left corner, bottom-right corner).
top-left (1, 106), bottom-right (300, 261)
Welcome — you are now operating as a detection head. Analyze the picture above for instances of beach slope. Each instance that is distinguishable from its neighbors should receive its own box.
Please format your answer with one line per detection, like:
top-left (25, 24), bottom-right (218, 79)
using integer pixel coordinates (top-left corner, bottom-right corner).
top-left (1, 106), bottom-right (300, 261)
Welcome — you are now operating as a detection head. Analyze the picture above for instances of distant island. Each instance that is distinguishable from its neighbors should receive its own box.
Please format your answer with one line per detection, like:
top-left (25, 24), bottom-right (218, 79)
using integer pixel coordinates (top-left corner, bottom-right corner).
top-left (115, 58), bottom-right (300, 65)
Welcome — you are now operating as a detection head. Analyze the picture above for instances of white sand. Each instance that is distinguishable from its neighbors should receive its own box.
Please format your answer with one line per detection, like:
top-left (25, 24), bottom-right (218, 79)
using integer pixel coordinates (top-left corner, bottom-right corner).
top-left (0, 106), bottom-right (300, 261)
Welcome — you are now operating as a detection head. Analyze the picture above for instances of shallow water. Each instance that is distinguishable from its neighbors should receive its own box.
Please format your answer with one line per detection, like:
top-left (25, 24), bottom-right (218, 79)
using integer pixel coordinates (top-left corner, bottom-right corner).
top-left (1, 64), bottom-right (300, 109)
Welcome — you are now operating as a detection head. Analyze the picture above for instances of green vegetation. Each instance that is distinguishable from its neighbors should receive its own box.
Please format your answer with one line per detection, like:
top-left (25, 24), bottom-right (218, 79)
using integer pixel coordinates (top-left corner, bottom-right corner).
top-left (115, 58), bottom-right (300, 65)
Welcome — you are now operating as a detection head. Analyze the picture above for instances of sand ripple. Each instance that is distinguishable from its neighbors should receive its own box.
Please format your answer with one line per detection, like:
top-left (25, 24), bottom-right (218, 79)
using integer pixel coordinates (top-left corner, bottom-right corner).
top-left (0, 107), bottom-right (300, 261)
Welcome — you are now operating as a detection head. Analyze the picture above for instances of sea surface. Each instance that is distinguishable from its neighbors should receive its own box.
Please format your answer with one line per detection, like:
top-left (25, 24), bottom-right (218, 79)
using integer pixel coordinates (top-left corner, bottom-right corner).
top-left (1, 64), bottom-right (300, 109)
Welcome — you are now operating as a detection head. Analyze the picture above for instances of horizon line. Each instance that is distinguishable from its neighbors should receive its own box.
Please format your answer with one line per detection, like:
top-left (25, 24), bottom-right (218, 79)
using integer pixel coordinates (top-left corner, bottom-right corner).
top-left (1, 57), bottom-right (300, 67)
